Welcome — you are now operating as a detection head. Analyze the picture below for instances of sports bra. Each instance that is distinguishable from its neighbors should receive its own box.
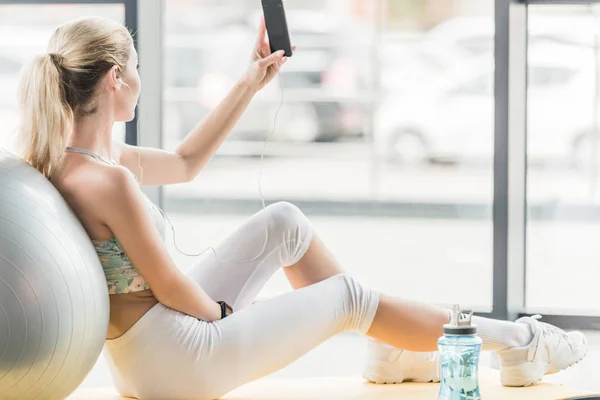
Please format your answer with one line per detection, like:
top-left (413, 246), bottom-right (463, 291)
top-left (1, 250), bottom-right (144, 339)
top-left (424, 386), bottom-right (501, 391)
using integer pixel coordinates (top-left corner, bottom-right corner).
top-left (65, 147), bottom-right (165, 294)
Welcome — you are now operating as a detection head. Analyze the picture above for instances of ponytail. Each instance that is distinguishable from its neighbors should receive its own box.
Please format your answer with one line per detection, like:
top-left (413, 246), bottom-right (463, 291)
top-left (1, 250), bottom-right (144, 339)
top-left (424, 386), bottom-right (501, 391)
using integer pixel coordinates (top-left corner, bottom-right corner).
top-left (16, 17), bottom-right (133, 181)
top-left (18, 53), bottom-right (73, 181)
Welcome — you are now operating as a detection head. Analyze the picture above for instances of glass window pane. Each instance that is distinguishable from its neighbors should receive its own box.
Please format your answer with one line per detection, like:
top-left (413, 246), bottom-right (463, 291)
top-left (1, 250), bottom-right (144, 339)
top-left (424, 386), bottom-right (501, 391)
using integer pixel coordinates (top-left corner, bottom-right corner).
top-left (526, 4), bottom-right (600, 313)
top-left (163, 1), bottom-right (494, 310)
top-left (373, 1), bottom-right (494, 308)
top-left (0, 4), bottom-right (126, 153)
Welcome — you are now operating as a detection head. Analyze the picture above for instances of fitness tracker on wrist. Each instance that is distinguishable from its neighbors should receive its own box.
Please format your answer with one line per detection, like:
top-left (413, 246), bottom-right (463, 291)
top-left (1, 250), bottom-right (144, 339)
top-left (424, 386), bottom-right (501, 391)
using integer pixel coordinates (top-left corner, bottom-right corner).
top-left (217, 301), bottom-right (233, 319)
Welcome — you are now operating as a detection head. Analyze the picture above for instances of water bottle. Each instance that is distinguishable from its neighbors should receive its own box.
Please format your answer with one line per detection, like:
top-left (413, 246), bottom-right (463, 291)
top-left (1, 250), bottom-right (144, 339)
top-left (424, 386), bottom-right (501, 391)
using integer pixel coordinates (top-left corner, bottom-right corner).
top-left (438, 305), bottom-right (482, 400)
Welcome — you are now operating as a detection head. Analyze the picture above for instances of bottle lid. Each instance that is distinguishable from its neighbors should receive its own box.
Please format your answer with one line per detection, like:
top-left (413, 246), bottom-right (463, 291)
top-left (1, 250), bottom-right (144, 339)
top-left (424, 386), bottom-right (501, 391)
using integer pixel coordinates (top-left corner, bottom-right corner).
top-left (443, 305), bottom-right (477, 335)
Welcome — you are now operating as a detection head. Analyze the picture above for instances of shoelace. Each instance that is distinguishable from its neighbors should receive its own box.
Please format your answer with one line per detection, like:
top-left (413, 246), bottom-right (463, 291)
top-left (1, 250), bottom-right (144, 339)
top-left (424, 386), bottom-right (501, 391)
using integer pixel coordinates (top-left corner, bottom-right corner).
top-left (526, 315), bottom-right (570, 362)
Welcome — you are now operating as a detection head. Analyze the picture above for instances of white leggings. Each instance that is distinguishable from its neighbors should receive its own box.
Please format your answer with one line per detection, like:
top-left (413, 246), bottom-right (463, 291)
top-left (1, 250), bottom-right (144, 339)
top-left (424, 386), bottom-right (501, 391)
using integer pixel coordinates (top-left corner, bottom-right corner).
top-left (103, 202), bottom-right (380, 400)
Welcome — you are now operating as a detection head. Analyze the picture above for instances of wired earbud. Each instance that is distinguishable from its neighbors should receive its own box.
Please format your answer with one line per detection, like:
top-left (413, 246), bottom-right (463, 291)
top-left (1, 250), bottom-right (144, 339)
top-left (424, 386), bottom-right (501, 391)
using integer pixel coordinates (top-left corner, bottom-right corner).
top-left (137, 69), bottom-right (285, 264)
top-left (118, 78), bottom-right (130, 89)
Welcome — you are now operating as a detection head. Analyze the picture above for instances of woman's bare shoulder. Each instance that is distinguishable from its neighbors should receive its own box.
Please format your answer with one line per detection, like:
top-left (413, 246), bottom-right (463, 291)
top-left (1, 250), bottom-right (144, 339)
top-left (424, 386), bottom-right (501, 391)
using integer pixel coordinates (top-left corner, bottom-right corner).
top-left (58, 161), bottom-right (139, 225)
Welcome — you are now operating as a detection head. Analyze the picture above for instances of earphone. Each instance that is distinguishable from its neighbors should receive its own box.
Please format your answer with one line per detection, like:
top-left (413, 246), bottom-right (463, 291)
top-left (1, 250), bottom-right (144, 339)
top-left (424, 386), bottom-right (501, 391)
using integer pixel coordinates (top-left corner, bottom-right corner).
top-left (118, 77), bottom-right (129, 88)
top-left (130, 71), bottom-right (285, 264)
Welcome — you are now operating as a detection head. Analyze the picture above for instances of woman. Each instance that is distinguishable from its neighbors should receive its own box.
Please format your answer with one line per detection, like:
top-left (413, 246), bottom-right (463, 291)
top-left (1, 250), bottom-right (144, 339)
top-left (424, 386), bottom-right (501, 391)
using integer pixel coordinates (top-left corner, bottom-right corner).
top-left (17, 16), bottom-right (586, 400)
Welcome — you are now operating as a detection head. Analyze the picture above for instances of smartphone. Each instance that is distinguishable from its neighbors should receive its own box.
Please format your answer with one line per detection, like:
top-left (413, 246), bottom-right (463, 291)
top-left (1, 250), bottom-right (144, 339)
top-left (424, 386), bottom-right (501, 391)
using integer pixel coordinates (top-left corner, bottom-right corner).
top-left (261, 0), bottom-right (293, 57)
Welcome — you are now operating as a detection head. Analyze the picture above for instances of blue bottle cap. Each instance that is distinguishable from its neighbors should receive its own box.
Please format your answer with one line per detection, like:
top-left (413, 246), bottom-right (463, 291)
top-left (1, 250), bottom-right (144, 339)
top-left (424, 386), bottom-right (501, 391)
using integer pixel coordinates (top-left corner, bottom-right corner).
top-left (443, 305), bottom-right (477, 335)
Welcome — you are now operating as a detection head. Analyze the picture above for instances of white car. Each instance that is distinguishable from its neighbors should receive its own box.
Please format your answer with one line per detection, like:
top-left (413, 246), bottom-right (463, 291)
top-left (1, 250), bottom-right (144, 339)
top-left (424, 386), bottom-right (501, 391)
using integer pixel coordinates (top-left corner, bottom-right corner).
top-left (424, 16), bottom-right (494, 57)
top-left (425, 14), bottom-right (599, 57)
top-left (378, 40), bottom-right (468, 95)
top-left (375, 44), bottom-right (600, 166)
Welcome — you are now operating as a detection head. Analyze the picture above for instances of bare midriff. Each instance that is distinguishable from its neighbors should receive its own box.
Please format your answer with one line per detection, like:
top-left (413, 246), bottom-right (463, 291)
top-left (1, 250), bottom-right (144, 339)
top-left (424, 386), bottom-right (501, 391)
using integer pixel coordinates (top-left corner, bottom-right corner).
top-left (107, 289), bottom-right (159, 340)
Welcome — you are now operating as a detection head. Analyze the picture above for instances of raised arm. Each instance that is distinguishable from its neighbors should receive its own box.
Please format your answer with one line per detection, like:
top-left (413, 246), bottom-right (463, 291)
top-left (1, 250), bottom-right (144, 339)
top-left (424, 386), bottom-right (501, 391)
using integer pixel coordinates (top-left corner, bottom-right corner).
top-left (114, 76), bottom-right (261, 186)
top-left (116, 18), bottom-right (292, 186)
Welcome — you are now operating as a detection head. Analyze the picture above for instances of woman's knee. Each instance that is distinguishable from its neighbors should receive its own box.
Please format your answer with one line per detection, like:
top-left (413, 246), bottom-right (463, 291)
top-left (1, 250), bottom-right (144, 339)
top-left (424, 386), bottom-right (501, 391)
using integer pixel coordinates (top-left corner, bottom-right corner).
top-left (266, 202), bottom-right (311, 237)
top-left (265, 202), bottom-right (313, 264)
top-left (266, 201), bottom-right (303, 224)
top-left (328, 274), bottom-right (379, 334)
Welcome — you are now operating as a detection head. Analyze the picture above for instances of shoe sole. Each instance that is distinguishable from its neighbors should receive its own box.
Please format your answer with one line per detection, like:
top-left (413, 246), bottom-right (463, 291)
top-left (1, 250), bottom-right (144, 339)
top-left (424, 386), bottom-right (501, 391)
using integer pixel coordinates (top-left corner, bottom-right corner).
top-left (500, 348), bottom-right (588, 387)
top-left (363, 363), bottom-right (440, 385)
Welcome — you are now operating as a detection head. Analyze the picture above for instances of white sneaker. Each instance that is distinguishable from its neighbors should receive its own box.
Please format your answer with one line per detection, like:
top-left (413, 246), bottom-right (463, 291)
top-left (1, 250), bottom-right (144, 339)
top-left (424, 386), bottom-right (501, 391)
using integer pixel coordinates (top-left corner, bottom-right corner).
top-left (497, 315), bottom-right (588, 387)
top-left (362, 338), bottom-right (440, 384)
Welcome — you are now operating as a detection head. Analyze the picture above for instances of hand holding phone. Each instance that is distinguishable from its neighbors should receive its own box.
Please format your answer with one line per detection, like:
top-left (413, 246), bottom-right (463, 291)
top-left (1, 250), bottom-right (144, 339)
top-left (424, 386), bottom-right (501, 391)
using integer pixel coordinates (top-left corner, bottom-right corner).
top-left (244, 4), bottom-right (295, 91)
top-left (261, 0), bottom-right (293, 57)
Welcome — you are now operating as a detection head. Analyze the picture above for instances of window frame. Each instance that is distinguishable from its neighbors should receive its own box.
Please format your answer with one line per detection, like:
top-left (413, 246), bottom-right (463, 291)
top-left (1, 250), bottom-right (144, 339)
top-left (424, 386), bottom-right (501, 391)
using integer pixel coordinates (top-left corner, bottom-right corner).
top-left (495, 0), bottom-right (600, 329)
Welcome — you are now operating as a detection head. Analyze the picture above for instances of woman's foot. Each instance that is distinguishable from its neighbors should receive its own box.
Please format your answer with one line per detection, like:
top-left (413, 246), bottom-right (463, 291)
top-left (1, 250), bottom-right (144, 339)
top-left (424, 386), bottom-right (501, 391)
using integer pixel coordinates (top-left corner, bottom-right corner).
top-left (497, 315), bottom-right (587, 387)
top-left (362, 338), bottom-right (440, 384)
top-left (363, 316), bottom-right (587, 387)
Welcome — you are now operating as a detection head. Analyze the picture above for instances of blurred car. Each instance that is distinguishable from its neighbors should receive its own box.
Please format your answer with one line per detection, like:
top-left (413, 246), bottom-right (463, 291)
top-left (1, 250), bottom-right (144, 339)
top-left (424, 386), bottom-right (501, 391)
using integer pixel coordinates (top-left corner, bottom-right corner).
top-left (424, 14), bottom-right (598, 57)
top-left (424, 16), bottom-right (494, 57)
top-left (374, 44), bottom-right (600, 166)
top-left (165, 11), bottom-right (370, 144)
top-left (378, 39), bottom-right (468, 95)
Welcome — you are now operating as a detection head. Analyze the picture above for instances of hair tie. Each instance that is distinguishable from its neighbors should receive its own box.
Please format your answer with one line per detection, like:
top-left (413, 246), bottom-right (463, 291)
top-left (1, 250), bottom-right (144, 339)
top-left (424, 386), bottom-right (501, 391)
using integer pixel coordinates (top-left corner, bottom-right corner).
top-left (48, 53), bottom-right (64, 69)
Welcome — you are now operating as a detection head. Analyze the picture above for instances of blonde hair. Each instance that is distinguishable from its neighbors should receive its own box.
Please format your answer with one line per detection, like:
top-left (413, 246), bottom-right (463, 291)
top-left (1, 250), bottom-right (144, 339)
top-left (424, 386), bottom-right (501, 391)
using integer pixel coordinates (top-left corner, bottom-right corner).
top-left (18, 16), bottom-right (133, 181)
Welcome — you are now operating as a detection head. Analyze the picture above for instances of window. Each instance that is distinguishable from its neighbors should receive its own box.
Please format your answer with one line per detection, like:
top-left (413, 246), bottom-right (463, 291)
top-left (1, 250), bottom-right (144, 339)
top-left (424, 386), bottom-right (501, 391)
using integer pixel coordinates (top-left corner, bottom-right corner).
top-left (163, 0), bottom-right (495, 310)
top-left (526, 4), bottom-right (600, 313)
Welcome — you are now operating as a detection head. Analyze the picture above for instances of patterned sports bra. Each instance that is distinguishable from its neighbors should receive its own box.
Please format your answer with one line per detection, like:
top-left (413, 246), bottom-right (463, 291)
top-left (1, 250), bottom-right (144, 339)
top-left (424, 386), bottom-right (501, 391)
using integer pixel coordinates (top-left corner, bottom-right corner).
top-left (65, 147), bottom-right (165, 294)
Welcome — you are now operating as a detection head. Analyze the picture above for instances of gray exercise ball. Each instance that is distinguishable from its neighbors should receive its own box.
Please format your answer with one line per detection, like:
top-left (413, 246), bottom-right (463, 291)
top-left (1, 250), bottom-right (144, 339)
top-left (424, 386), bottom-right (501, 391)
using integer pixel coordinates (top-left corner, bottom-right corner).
top-left (0, 149), bottom-right (109, 400)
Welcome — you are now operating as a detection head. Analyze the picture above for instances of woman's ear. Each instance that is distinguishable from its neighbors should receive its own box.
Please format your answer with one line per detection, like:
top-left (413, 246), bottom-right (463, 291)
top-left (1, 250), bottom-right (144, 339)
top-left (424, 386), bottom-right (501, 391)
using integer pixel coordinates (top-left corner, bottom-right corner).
top-left (108, 65), bottom-right (121, 89)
